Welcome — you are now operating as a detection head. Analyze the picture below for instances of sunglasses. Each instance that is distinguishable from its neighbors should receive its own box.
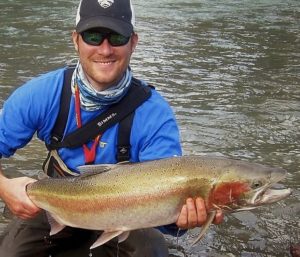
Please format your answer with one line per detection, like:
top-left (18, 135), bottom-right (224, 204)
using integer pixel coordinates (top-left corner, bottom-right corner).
top-left (81, 30), bottom-right (131, 47)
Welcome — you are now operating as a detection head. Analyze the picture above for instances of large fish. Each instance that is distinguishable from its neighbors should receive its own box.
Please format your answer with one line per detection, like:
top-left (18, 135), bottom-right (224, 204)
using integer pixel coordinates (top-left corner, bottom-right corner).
top-left (26, 155), bottom-right (291, 249)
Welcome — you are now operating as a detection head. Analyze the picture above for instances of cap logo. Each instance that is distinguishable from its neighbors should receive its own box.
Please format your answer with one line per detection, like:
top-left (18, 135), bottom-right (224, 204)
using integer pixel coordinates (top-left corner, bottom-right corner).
top-left (98, 0), bottom-right (114, 8)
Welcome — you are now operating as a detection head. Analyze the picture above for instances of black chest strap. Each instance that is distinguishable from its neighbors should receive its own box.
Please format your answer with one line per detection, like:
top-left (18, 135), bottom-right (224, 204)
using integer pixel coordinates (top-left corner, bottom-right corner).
top-left (47, 67), bottom-right (152, 163)
top-left (117, 112), bottom-right (135, 162)
top-left (50, 67), bottom-right (74, 143)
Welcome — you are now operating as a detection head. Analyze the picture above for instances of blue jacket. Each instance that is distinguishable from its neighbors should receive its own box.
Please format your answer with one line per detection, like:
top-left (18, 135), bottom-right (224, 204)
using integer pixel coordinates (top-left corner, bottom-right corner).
top-left (0, 67), bottom-right (183, 236)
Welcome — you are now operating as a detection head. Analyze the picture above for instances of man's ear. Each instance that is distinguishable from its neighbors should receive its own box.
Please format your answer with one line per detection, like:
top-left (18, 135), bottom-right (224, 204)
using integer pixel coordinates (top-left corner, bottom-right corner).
top-left (130, 33), bottom-right (139, 53)
top-left (72, 31), bottom-right (79, 52)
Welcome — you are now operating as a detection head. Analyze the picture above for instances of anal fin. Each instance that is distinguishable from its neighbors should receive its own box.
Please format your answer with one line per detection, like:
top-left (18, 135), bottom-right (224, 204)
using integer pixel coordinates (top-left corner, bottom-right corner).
top-left (118, 231), bottom-right (130, 243)
top-left (90, 230), bottom-right (129, 249)
top-left (46, 212), bottom-right (66, 236)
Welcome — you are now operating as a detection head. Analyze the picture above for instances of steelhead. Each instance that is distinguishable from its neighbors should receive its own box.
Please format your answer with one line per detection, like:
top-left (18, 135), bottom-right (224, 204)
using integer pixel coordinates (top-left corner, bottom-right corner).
top-left (26, 155), bottom-right (291, 249)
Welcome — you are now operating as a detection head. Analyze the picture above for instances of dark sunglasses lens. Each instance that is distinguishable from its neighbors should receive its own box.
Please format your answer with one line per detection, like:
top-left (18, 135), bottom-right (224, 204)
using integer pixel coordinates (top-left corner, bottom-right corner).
top-left (81, 30), bottom-right (130, 47)
top-left (81, 31), bottom-right (104, 46)
top-left (108, 34), bottom-right (130, 46)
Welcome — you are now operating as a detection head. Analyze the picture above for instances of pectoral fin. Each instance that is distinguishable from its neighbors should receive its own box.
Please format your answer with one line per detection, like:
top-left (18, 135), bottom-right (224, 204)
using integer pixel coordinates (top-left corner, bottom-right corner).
top-left (192, 210), bottom-right (217, 245)
top-left (90, 230), bottom-right (129, 249)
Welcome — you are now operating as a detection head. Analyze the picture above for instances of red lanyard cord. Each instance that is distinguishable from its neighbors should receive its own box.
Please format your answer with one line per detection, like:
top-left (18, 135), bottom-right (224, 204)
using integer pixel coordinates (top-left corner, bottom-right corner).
top-left (74, 84), bottom-right (101, 164)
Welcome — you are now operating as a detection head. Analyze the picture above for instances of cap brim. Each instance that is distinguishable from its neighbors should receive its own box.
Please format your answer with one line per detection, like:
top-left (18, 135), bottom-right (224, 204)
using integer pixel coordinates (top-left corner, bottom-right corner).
top-left (76, 16), bottom-right (133, 37)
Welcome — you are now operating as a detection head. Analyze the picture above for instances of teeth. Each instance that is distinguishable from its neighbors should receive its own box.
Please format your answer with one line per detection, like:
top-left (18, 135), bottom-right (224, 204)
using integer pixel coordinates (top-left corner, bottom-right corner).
top-left (95, 61), bottom-right (113, 64)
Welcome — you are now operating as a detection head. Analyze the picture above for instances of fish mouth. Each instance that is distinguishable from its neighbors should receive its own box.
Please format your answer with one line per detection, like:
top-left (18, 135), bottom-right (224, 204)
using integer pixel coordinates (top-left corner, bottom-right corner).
top-left (232, 185), bottom-right (291, 212)
top-left (250, 168), bottom-right (291, 206)
top-left (253, 186), bottom-right (292, 205)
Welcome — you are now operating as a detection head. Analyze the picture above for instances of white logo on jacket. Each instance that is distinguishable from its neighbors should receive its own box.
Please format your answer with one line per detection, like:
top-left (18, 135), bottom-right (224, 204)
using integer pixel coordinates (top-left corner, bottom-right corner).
top-left (98, 0), bottom-right (114, 8)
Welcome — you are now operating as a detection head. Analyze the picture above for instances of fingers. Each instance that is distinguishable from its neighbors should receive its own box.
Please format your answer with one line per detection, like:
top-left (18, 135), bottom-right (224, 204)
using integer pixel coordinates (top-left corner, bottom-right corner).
top-left (19, 179), bottom-right (41, 219)
top-left (195, 197), bottom-right (208, 226)
top-left (176, 197), bottom-right (224, 230)
top-left (176, 197), bottom-right (208, 229)
top-left (8, 197), bottom-right (40, 220)
top-left (3, 177), bottom-right (41, 219)
top-left (186, 198), bottom-right (198, 228)
top-left (176, 204), bottom-right (188, 228)
top-left (21, 197), bottom-right (40, 219)
top-left (213, 209), bottom-right (224, 224)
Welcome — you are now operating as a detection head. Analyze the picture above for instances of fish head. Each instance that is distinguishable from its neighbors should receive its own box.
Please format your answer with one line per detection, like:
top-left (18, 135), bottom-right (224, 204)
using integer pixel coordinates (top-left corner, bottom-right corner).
top-left (208, 159), bottom-right (291, 212)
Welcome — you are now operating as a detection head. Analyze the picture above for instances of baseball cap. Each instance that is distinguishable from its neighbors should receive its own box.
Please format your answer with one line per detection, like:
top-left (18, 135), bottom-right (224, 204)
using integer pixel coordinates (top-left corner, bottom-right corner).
top-left (75, 0), bottom-right (135, 37)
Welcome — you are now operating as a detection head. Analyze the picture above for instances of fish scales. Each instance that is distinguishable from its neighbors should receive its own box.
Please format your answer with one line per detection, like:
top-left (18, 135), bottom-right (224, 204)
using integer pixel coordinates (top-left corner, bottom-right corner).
top-left (29, 157), bottom-right (213, 229)
top-left (26, 156), bottom-right (291, 248)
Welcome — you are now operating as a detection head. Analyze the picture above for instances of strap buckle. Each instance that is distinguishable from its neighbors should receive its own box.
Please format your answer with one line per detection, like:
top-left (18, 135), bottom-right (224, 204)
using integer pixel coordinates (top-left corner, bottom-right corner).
top-left (117, 145), bottom-right (131, 162)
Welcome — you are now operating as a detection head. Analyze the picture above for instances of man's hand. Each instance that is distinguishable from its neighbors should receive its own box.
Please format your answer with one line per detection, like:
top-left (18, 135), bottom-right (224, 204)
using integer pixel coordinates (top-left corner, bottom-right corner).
top-left (176, 197), bottom-right (223, 229)
top-left (0, 175), bottom-right (41, 219)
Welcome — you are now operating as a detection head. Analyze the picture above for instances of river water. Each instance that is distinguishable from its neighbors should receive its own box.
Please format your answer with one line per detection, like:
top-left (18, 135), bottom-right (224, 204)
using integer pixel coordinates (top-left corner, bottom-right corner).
top-left (0, 0), bottom-right (299, 256)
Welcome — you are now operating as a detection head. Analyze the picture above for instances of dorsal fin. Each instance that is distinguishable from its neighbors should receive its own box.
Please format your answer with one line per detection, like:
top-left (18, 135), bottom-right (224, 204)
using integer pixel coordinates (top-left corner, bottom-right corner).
top-left (77, 164), bottom-right (116, 174)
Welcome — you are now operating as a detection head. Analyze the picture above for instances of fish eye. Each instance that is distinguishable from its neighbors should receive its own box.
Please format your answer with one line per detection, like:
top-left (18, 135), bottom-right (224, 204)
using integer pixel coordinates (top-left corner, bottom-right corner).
top-left (252, 181), bottom-right (262, 189)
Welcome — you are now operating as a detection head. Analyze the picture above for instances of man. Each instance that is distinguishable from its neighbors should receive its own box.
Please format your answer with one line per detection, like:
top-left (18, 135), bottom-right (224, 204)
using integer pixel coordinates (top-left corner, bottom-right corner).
top-left (0, 0), bottom-right (223, 256)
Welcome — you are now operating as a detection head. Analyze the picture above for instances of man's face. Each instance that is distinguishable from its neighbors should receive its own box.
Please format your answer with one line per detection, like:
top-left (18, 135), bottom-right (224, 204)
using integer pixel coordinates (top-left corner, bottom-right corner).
top-left (72, 30), bottom-right (138, 91)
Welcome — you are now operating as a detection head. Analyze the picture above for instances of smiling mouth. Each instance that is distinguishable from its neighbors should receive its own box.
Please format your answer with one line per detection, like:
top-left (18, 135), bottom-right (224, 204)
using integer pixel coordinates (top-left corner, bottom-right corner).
top-left (94, 60), bottom-right (115, 65)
